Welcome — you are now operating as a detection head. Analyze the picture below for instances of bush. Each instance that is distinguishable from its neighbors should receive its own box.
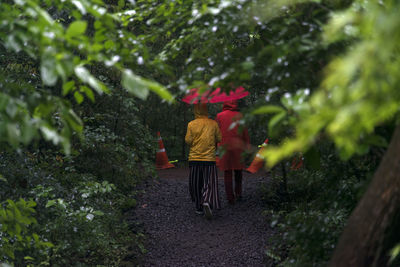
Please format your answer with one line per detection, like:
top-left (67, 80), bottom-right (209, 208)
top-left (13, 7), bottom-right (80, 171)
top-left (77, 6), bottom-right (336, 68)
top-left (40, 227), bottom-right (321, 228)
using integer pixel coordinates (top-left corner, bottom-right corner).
top-left (0, 91), bottom-right (156, 265)
top-left (264, 145), bottom-right (377, 266)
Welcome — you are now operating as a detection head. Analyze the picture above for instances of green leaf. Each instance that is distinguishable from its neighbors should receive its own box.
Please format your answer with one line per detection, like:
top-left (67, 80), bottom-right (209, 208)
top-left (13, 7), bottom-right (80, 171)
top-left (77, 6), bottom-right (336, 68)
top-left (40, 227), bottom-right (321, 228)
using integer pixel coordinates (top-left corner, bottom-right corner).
top-left (122, 70), bottom-right (149, 100)
top-left (7, 123), bottom-right (20, 146)
top-left (64, 109), bottom-right (83, 133)
top-left (80, 85), bottom-right (95, 102)
top-left (390, 244), bottom-right (400, 264)
top-left (241, 61), bottom-right (254, 70)
top-left (104, 40), bottom-right (115, 50)
top-left (74, 66), bottom-right (108, 95)
top-left (15, 223), bottom-right (22, 235)
top-left (122, 69), bottom-right (173, 101)
top-left (94, 20), bottom-right (102, 29)
top-left (33, 103), bottom-right (55, 118)
top-left (118, 0), bottom-right (125, 9)
top-left (0, 174), bottom-right (7, 183)
top-left (146, 80), bottom-right (174, 102)
top-left (26, 199), bottom-right (37, 208)
top-left (253, 105), bottom-right (285, 115)
top-left (4, 246), bottom-right (15, 259)
top-left (71, 0), bottom-right (86, 14)
top-left (268, 111), bottom-right (287, 136)
top-left (62, 80), bottom-right (76, 96)
top-left (5, 35), bottom-right (22, 52)
top-left (5, 102), bottom-right (18, 118)
top-left (41, 49), bottom-right (58, 86)
top-left (66, 20), bottom-right (87, 38)
top-left (45, 200), bottom-right (56, 208)
top-left (40, 124), bottom-right (64, 146)
top-left (20, 120), bottom-right (37, 145)
top-left (14, 0), bottom-right (26, 5)
top-left (24, 256), bottom-right (35, 261)
top-left (74, 91), bottom-right (84, 104)
top-left (93, 210), bottom-right (104, 216)
top-left (42, 241), bottom-right (54, 248)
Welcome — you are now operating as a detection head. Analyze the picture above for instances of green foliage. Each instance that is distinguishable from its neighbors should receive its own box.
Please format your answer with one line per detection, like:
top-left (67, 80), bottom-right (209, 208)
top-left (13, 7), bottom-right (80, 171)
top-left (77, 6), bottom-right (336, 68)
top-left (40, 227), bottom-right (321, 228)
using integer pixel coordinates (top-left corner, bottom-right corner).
top-left (0, 1), bottom-right (167, 263)
top-left (30, 176), bottom-right (138, 266)
top-left (390, 243), bottom-right (400, 266)
top-left (0, 0), bottom-right (397, 265)
top-left (0, 88), bottom-right (154, 265)
top-left (263, 0), bottom-right (400, 166)
top-left (0, 0), bottom-right (172, 154)
top-left (264, 143), bottom-right (377, 266)
top-left (75, 90), bottom-right (157, 190)
top-left (0, 198), bottom-right (53, 265)
top-left (253, 89), bottom-right (311, 140)
top-left (0, 73), bottom-right (81, 153)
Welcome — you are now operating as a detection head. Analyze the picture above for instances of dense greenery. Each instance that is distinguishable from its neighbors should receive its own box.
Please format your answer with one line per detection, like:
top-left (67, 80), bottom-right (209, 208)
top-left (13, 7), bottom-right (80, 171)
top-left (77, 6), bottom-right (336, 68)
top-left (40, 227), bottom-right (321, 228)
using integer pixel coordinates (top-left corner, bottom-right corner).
top-left (1, 0), bottom-right (399, 266)
top-left (263, 0), bottom-right (400, 165)
top-left (0, 0), bottom-right (160, 264)
top-left (0, 90), bottom-right (154, 265)
top-left (263, 140), bottom-right (383, 266)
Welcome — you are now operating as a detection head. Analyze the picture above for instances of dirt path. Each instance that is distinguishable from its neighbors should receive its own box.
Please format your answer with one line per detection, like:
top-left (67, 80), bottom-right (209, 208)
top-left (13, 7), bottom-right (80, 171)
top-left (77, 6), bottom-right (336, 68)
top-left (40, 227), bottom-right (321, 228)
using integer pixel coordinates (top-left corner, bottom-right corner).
top-left (131, 167), bottom-right (273, 266)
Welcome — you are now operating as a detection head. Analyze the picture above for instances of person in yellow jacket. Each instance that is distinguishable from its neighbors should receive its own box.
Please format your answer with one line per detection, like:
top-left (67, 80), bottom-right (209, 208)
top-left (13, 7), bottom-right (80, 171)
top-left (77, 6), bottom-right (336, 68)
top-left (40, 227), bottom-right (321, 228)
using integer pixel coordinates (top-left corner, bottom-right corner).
top-left (185, 103), bottom-right (221, 219)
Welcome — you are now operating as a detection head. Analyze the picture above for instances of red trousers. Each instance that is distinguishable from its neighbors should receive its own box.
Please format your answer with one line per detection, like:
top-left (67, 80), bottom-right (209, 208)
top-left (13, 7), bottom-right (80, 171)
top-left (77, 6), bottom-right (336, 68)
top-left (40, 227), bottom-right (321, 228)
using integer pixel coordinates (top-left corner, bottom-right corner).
top-left (224, 170), bottom-right (242, 202)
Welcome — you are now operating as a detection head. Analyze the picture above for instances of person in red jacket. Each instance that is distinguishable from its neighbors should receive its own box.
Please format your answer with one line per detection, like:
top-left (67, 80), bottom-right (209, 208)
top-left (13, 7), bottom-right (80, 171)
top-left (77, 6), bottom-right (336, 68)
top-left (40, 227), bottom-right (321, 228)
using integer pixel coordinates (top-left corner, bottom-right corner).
top-left (216, 100), bottom-right (250, 204)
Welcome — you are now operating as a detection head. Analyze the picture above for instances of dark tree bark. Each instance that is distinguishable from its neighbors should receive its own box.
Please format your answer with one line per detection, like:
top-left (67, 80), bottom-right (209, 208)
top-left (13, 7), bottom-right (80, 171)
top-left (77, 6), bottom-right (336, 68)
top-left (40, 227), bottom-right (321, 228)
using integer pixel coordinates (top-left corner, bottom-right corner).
top-left (329, 124), bottom-right (400, 267)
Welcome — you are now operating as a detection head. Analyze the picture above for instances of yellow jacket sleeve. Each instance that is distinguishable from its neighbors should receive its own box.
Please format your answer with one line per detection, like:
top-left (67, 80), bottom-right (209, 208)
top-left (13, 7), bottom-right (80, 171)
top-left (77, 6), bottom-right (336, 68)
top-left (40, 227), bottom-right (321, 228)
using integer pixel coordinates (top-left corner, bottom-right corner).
top-left (185, 124), bottom-right (193, 146)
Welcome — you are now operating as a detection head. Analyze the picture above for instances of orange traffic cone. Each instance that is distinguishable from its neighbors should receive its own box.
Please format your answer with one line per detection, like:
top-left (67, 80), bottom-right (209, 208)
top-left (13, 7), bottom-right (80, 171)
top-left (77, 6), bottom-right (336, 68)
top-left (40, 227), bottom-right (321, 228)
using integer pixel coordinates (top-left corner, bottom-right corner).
top-left (155, 132), bottom-right (175, 170)
top-left (246, 138), bottom-right (269, 174)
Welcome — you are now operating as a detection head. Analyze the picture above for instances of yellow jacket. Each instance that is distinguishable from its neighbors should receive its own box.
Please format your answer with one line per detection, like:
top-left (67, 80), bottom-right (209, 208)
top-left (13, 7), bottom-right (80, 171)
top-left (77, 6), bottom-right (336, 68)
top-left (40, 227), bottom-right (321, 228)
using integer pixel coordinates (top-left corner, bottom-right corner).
top-left (185, 104), bottom-right (221, 161)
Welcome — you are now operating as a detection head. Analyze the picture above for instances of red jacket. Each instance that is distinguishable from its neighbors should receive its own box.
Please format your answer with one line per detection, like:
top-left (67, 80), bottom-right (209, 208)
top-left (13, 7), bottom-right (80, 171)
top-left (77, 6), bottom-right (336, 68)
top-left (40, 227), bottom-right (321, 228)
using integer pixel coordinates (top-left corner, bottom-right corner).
top-left (216, 100), bottom-right (250, 170)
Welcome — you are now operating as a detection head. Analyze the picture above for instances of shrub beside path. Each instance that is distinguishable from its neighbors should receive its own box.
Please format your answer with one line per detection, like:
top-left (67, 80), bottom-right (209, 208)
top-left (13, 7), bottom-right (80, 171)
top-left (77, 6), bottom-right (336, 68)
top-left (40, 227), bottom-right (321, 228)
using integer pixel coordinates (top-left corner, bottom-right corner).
top-left (129, 167), bottom-right (274, 266)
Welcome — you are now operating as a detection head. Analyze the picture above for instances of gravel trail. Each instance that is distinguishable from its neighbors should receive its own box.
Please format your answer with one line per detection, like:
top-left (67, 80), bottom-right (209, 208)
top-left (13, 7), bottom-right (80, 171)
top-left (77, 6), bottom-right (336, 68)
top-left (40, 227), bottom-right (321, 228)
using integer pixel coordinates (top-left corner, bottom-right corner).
top-left (130, 167), bottom-right (274, 267)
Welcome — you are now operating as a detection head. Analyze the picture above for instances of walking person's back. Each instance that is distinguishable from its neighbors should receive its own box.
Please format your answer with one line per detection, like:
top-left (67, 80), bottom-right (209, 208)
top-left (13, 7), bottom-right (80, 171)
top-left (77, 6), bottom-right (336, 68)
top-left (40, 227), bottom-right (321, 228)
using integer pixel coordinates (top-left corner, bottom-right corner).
top-left (216, 100), bottom-right (250, 204)
top-left (185, 103), bottom-right (221, 218)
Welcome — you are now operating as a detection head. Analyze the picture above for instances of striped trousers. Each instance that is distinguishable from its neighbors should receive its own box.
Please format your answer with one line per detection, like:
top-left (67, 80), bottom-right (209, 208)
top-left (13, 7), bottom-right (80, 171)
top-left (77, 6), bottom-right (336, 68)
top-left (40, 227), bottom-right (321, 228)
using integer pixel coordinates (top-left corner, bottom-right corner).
top-left (189, 161), bottom-right (220, 211)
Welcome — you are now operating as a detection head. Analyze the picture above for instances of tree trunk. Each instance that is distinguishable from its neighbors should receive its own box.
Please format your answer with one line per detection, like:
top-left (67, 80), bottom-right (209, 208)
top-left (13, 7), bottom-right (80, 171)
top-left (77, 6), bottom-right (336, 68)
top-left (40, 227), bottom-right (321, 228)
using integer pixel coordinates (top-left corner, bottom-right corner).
top-left (329, 124), bottom-right (400, 267)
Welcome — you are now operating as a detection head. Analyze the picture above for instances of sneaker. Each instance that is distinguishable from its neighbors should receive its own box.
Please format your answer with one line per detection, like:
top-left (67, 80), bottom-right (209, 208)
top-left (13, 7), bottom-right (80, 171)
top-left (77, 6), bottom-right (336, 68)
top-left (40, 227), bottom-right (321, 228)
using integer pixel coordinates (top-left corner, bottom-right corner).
top-left (203, 203), bottom-right (212, 219)
top-left (195, 209), bottom-right (204, 215)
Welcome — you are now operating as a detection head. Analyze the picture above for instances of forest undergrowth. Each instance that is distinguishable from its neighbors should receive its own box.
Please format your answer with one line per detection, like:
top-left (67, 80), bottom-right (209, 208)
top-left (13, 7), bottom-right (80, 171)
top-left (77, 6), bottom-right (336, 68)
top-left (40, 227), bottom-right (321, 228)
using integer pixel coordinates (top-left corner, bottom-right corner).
top-left (262, 142), bottom-right (382, 266)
